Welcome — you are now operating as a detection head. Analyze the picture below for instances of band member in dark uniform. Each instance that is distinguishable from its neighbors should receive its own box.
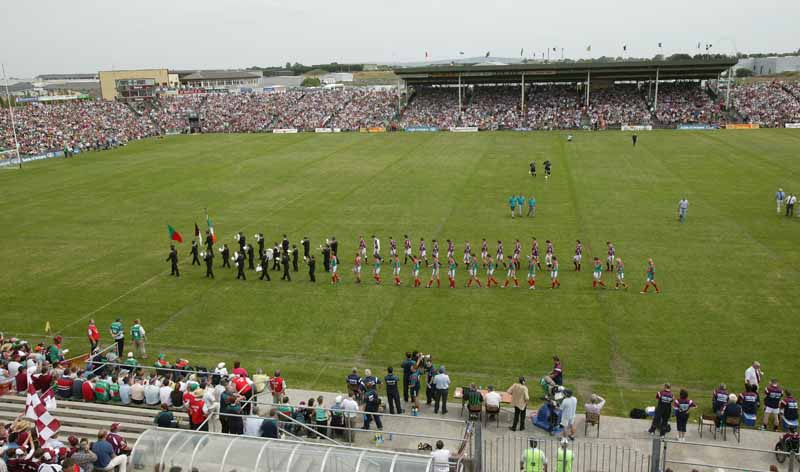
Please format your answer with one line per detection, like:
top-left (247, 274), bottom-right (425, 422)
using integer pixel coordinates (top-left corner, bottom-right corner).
top-left (271, 242), bottom-right (281, 271)
top-left (330, 236), bottom-right (339, 258)
top-left (205, 230), bottom-right (214, 252)
top-left (632, 134), bottom-right (638, 146)
top-left (204, 250), bottom-right (214, 278)
top-left (322, 244), bottom-right (331, 272)
top-left (301, 237), bottom-right (310, 259)
top-left (237, 232), bottom-right (246, 253)
top-left (235, 251), bottom-right (246, 280)
top-left (281, 234), bottom-right (290, 255)
top-left (166, 245), bottom-right (179, 277)
top-left (281, 252), bottom-right (291, 281)
top-left (190, 240), bottom-right (200, 266)
top-left (247, 244), bottom-right (255, 270)
top-left (259, 251), bottom-right (271, 281)
top-left (291, 245), bottom-right (299, 272)
top-left (257, 233), bottom-right (265, 257)
top-left (308, 255), bottom-right (316, 282)
top-left (221, 244), bottom-right (231, 268)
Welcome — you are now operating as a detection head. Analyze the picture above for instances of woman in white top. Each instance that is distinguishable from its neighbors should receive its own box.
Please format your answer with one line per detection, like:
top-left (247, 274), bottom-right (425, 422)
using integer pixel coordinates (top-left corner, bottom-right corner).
top-left (430, 440), bottom-right (451, 472)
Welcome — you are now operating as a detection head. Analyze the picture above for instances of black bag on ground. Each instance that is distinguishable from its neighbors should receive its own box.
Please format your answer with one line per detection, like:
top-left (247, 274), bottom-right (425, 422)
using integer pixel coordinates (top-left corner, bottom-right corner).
top-left (629, 408), bottom-right (647, 419)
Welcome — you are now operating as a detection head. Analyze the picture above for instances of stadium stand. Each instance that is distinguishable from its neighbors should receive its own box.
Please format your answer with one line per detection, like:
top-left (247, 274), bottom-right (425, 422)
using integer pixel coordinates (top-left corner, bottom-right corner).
top-left (652, 82), bottom-right (723, 125)
top-left (731, 81), bottom-right (800, 127)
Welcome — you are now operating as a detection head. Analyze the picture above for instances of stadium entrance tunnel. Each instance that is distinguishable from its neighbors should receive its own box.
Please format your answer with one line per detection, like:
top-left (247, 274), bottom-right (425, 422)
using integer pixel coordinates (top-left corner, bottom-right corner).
top-left (130, 428), bottom-right (437, 472)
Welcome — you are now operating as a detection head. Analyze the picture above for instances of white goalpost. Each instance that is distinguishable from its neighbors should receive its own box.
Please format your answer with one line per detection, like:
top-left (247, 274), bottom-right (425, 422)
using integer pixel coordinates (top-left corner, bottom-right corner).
top-left (2, 64), bottom-right (22, 170)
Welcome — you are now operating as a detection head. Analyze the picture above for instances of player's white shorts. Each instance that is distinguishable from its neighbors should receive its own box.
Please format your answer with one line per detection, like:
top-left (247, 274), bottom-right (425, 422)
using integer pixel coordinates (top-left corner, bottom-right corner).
top-left (545, 254), bottom-right (553, 266)
top-left (354, 266), bottom-right (362, 274)
top-left (497, 252), bottom-right (504, 261)
top-left (616, 272), bottom-right (624, 281)
top-left (528, 272), bottom-right (536, 279)
top-left (481, 250), bottom-right (487, 259)
top-left (550, 270), bottom-right (558, 279)
top-left (420, 249), bottom-right (427, 258)
top-left (593, 271), bottom-right (602, 280)
top-left (360, 248), bottom-right (367, 258)
top-left (607, 255), bottom-right (614, 264)
top-left (431, 268), bottom-right (439, 277)
top-left (487, 268), bottom-right (494, 276)
top-left (390, 249), bottom-right (397, 257)
top-left (463, 254), bottom-right (470, 263)
top-left (332, 266), bottom-right (338, 274)
top-left (393, 268), bottom-right (400, 276)
top-left (405, 248), bottom-right (412, 255)
top-left (413, 269), bottom-right (419, 277)
top-left (447, 250), bottom-right (454, 258)
top-left (374, 267), bottom-right (381, 275)
top-left (448, 269), bottom-right (455, 278)
top-left (507, 269), bottom-right (515, 278)
top-left (764, 406), bottom-right (781, 415)
top-left (573, 255), bottom-right (582, 263)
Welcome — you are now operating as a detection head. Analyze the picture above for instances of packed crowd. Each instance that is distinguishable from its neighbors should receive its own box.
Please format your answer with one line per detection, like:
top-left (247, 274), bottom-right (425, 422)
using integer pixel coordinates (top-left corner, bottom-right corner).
top-left (653, 82), bottom-right (723, 125)
top-left (0, 101), bottom-right (157, 156)
top-left (525, 85), bottom-right (583, 130)
top-left (460, 86), bottom-right (523, 130)
top-left (732, 81), bottom-right (800, 127)
top-left (398, 87), bottom-right (461, 129)
top-left (587, 84), bottom-right (651, 127)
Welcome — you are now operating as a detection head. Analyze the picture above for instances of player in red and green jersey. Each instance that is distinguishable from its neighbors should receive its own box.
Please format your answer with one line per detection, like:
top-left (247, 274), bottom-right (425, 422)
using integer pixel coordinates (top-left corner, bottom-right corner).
top-left (447, 256), bottom-right (458, 288)
top-left (592, 257), bottom-right (606, 289)
top-left (392, 256), bottom-right (402, 286)
top-left (466, 254), bottom-right (483, 288)
top-left (353, 252), bottom-right (363, 284)
top-left (411, 256), bottom-right (422, 287)
top-left (526, 255), bottom-right (538, 290)
top-left (330, 254), bottom-right (340, 284)
top-left (550, 256), bottom-right (561, 289)
top-left (614, 257), bottom-right (628, 290)
top-left (641, 258), bottom-right (660, 294)
top-left (485, 256), bottom-right (498, 288)
top-left (373, 256), bottom-right (383, 285)
top-left (426, 256), bottom-right (441, 288)
top-left (502, 255), bottom-right (519, 288)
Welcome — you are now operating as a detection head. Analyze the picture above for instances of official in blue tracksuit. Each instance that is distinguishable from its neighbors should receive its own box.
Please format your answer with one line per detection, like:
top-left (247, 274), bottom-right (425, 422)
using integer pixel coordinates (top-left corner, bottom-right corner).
top-left (384, 367), bottom-right (403, 414)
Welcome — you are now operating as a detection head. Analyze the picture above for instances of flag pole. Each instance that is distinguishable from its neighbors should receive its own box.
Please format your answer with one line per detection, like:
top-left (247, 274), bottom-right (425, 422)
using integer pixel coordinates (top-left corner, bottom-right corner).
top-left (2, 64), bottom-right (22, 169)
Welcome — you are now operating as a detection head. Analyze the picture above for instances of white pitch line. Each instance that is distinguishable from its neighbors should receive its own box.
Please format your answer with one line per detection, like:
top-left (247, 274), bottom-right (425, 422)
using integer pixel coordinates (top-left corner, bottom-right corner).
top-left (56, 273), bottom-right (161, 334)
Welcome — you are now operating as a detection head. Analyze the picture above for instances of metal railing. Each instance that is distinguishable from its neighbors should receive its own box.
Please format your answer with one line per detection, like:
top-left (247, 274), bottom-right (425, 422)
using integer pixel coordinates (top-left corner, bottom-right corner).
top-left (660, 438), bottom-right (797, 472)
top-left (482, 435), bottom-right (650, 472)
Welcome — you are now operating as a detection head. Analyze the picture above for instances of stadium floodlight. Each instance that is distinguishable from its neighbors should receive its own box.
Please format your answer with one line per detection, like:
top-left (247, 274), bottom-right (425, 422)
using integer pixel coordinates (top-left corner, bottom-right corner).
top-left (2, 64), bottom-right (22, 169)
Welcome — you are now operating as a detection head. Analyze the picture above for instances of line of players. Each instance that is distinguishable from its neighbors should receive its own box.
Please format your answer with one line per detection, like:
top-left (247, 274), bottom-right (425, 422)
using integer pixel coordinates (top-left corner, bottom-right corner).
top-left (171, 232), bottom-right (661, 293)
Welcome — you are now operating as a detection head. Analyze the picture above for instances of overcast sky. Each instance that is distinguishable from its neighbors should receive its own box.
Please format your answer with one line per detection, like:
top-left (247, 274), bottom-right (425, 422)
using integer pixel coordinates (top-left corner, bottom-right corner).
top-left (1, 0), bottom-right (797, 77)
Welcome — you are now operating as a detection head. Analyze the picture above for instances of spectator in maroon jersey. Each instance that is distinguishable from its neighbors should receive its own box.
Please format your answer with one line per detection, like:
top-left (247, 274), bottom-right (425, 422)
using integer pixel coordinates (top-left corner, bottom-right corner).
top-left (780, 390), bottom-right (798, 431)
top-left (762, 378), bottom-right (784, 431)
top-left (648, 383), bottom-right (674, 437)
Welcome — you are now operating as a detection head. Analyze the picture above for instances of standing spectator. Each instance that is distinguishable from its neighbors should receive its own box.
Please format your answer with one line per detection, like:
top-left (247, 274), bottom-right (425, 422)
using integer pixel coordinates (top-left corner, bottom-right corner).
top-left (762, 379), bottom-right (784, 431)
top-left (401, 352), bottom-right (414, 403)
top-left (130, 320), bottom-right (146, 359)
top-left (508, 376), bottom-right (530, 432)
top-left (556, 438), bottom-right (574, 472)
top-left (362, 381), bottom-right (383, 431)
top-left (87, 320), bottom-right (100, 353)
top-left (214, 362), bottom-right (228, 378)
top-left (433, 367), bottom-right (451, 415)
top-left (677, 198), bottom-right (689, 223)
top-left (520, 438), bottom-right (547, 472)
top-left (673, 389), bottom-right (696, 442)
top-left (776, 188), bottom-right (785, 214)
top-left (745, 361), bottom-right (762, 390)
top-left (109, 319), bottom-right (124, 357)
top-left (648, 383), bottom-right (674, 437)
top-left (314, 396), bottom-right (329, 438)
top-left (269, 370), bottom-right (286, 404)
top-left (780, 390), bottom-right (798, 430)
top-left (342, 392), bottom-right (359, 442)
top-left (560, 389), bottom-right (577, 441)
top-left (712, 383), bottom-right (729, 428)
top-left (91, 430), bottom-right (126, 472)
top-left (384, 367), bottom-right (402, 415)
top-left (430, 440), bottom-right (451, 472)
top-left (739, 384), bottom-right (760, 425)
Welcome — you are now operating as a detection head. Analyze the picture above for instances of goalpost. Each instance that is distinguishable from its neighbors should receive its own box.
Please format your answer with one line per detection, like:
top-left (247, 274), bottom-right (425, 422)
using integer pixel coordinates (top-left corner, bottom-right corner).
top-left (0, 149), bottom-right (21, 169)
top-left (2, 64), bottom-right (22, 169)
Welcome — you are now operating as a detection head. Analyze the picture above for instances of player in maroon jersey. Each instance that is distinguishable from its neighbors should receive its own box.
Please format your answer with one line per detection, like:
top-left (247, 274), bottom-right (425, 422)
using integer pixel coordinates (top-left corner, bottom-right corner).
top-left (403, 235), bottom-right (412, 264)
top-left (480, 239), bottom-right (489, 267)
top-left (446, 239), bottom-right (455, 259)
top-left (545, 240), bottom-right (554, 269)
top-left (606, 241), bottom-right (616, 272)
top-left (573, 240), bottom-right (583, 271)
top-left (358, 235), bottom-right (367, 260)
top-left (418, 238), bottom-right (428, 266)
top-left (463, 241), bottom-right (472, 264)
top-left (532, 238), bottom-right (542, 270)
top-left (389, 237), bottom-right (398, 259)
top-left (496, 240), bottom-right (505, 268)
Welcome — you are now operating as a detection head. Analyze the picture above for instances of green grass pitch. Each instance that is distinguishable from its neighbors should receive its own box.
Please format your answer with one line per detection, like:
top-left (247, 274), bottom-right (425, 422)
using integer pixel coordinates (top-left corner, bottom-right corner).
top-left (2, 130), bottom-right (799, 416)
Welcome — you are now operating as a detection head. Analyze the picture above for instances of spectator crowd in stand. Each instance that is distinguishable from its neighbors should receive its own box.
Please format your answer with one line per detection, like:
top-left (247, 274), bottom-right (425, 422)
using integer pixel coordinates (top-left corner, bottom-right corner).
top-left (4, 80), bottom-right (800, 158)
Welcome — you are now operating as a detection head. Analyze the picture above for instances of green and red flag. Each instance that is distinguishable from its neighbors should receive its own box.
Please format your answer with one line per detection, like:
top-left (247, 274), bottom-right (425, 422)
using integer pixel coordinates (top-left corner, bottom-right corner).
top-left (206, 215), bottom-right (217, 243)
top-left (167, 224), bottom-right (183, 243)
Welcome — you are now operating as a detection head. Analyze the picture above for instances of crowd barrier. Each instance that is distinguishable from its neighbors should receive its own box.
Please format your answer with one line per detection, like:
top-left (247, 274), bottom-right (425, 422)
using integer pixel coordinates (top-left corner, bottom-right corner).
top-left (677, 124), bottom-right (719, 130)
top-left (314, 128), bottom-right (341, 133)
top-left (449, 127), bottom-right (479, 133)
top-left (621, 125), bottom-right (654, 131)
top-left (786, 123), bottom-right (800, 129)
top-left (404, 126), bottom-right (439, 132)
top-left (726, 123), bottom-right (760, 129)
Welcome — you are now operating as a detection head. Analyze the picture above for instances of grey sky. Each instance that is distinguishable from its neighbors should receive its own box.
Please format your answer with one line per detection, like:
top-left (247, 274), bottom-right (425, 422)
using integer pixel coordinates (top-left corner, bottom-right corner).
top-left (1, 0), bottom-right (797, 77)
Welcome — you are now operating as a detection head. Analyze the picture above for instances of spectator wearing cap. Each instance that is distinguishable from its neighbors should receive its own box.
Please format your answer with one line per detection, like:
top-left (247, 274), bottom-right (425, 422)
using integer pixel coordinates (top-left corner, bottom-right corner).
top-left (507, 376), bottom-right (530, 431)
top-left (91, 430), bottom-right (126, 472)
top-left (106, 424), bottom-right (130, 456)
top-left (433, 367), bottom-right (451, 415)
top-left (745, 361), bottom-right (762, 390)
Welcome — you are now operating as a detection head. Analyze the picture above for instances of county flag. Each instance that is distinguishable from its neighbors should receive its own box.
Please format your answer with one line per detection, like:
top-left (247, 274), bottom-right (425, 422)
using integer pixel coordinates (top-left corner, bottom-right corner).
top-left (194, 222), bottom-right (201, 240)
top-left (167, 224), bottom-right (183, 243)
top-left (25, 370), bottom-right (60, 440)
top-left (206, 216), bottom-right (217, 243)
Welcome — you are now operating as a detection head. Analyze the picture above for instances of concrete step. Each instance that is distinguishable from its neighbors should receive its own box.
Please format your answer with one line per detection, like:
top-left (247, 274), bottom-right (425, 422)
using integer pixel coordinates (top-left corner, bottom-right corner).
top-left (0, 410), bottom-right (154, 434)
top-left (0, 394), bottom-right (188, 419)
top-left (0, 410), bottom-right (139, 442)
top-left (0, 402), bottom-right (158, 426)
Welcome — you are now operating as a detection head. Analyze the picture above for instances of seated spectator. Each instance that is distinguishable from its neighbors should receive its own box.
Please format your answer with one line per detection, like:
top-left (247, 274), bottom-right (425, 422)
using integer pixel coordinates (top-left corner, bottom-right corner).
top-left (105, 424), bottom-right (130, 456)
top-left (466, 383), bottom-right (483, 415)
top-left (485, 386), bottom-right (501, 410)
top-left (118, 377), bottom-right (132, 405)
top-left (154, 404), bottom-right (176, 428)
top-left (56, 369), bottom-right (75, 399)
top-left (585, 394), bottom-right (606, 415)
top-left (144, 379), bottom-right (160, 406)
top-left (130, 378), bottom-right (145, 405)
top-left (722, 394), bottom-right (742, 426)
top-left (259, 409), bottom-right (279, 439)
top-left (70, 439), bottom-right (97, 472)
top-left (158, 378), bottom-right (172, 407)
top-left (91, 430), bottom-right (126, 472)
top-left (81, 376), bottom-right (96, 402)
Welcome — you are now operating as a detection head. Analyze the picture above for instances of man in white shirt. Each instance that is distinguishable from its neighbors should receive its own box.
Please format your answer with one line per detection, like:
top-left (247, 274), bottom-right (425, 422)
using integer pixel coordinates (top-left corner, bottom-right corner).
top-left (433, 367), bottom-right (451, 415)
top-left (430, 440), bottom-right (450, 472)
top-left (7, 360), bottom-right (21, 377)
top-left (243, 409), bottom-right (264, 436)
top-left (485, 385), bottom-right (502, 409)
top-left (159, 380), bottom-right (173, 407)
top-left (341, 392), bottom-right (360, 442)
top-left (744, 361), bottom-right (762, 390)
top-left (214, 362), bottom-right (229, 377)
top-left (144, 379), bottom-right (161, 406)
top-left (560, 389), bottom-right (578, 441)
